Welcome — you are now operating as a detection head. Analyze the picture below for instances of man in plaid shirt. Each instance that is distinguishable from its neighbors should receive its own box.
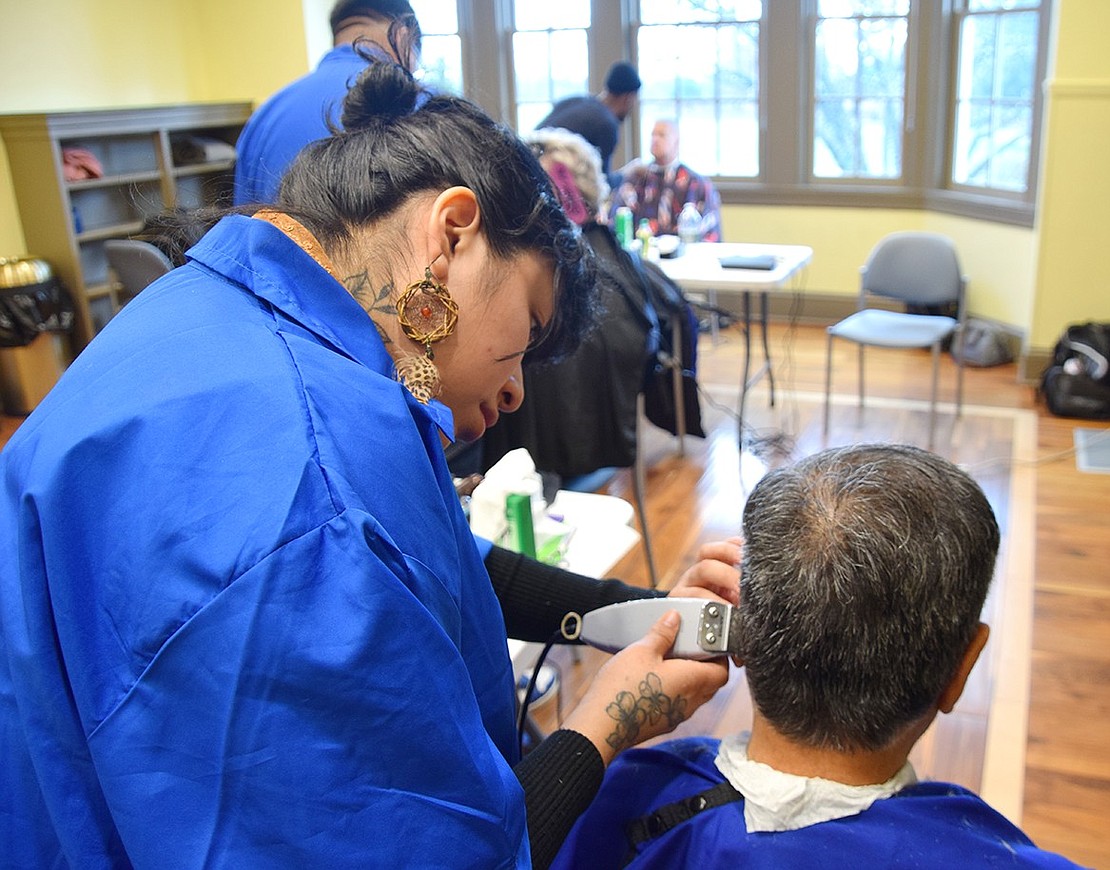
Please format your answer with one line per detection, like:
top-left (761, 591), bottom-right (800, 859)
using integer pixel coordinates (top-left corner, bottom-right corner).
top-left (614, 119), bottom-right (721, 242)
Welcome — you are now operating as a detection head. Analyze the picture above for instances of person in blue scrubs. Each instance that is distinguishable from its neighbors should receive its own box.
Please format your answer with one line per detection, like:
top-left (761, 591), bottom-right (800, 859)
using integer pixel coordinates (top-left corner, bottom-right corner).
top-left (234, 0), bottom-right (423, 206)
top-left (0, 58), bottom-right (733, 868)
top-left (551, 445), bottom-right (1086, 869)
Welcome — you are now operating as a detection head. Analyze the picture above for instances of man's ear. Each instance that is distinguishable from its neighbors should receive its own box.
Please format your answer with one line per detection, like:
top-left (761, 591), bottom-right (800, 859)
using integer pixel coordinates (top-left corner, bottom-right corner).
top-left (427, 187), bottom-right (480, 267)
top-left (937, 622), bottom-right (990, 714)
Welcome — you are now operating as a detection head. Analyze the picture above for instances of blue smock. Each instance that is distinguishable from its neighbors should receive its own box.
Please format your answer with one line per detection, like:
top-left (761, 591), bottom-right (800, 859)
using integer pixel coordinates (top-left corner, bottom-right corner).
top-left (552, 737), bottom-right (1085, 869)
top-left (234, 44), bottom-right (421, 206)
top-left (0, 215), bottom-right (528, 868)
top-left (234, 45), bottom-right (366, 204)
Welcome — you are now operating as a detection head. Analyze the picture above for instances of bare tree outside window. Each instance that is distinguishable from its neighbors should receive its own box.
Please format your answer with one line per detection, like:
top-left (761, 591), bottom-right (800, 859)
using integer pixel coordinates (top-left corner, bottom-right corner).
top-left (410, 0), bottom-right (464, 95)
top-left (813, 0), bottom-right (909, 180)
top-left (511, 0), bottom-right (591, 132)
top-left (952, 0), bottom-right (1040, 192)
top-left (636, 0), bottom-right (762, 178)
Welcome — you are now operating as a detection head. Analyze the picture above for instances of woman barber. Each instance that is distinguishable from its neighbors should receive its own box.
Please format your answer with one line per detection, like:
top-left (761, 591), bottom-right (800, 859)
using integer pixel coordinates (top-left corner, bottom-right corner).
top-left (0, 58), bottom-right (735, 868)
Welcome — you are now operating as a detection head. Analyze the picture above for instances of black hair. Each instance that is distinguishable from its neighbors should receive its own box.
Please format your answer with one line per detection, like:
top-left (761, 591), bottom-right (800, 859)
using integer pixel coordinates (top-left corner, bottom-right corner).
top-left (278, 58), bottom-right (597, 364)
top-left (329, 0), bottom-right (422, 68)
top-left (134, 208), bottom-right (215, 267)
top-left (330, 0), bottom-right (415, 33)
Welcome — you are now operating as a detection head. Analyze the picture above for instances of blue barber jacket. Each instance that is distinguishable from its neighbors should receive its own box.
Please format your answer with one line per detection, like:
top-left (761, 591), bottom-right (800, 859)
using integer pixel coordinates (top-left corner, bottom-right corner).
top-left (552, 737), bottom-right (1085, 869)
top-left (234, 44), bottom-right (432, 206)
top-left (0, 215), bottom-right (527, 868)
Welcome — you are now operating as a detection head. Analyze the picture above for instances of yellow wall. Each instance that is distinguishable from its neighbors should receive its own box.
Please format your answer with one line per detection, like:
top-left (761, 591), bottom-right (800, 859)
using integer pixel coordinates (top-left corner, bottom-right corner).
top-left (0, 0), bottom-right (312, 254)
top-left (719, 207), bottom-right (1036, 330)
top-left (925, 214), bottom-right (1037, 331)
top-left (1029, 0), bottom-right (1110, 348)
top-left (1, 0), bottom-right (1106, 357)
top-left (721, 206), bottom-right (925, 298)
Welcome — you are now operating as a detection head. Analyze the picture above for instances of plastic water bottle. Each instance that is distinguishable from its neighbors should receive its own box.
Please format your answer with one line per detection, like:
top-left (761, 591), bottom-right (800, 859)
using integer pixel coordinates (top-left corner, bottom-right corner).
top-left (636, 218), bottom-right (653, 258)
top-left (677, 202), bottom-right (701, 244)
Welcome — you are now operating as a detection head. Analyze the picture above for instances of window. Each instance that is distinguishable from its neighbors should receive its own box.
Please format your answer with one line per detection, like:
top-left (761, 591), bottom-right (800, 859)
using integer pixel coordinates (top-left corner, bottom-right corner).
top-left (812, 0), bottom-right (910, 181)
top-left (511, 0), bottom-right (591, 132)
top-left (410, 0), bottom-right (464, 94)
top-left (468, 0), bottom-right (1050, 225)
top-left (636, 0), bottom-right (762, 178)
top-left (951, 0), bottom-right (1042, 193)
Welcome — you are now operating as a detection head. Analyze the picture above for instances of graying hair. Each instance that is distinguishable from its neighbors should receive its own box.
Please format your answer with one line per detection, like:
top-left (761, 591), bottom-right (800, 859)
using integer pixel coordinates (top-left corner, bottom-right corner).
top-left (739, 443), bottom-right (999, 752)
top-left (524, 127), bottom-right (610, 220)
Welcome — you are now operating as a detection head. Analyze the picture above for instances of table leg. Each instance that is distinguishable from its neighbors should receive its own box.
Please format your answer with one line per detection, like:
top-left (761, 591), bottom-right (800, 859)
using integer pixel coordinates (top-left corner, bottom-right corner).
top-left (709, 288), bottom-right (720, 346)
top-left (738, 291), bottom-right (752, 443)
top-left (670, 317), bottom-right (686, 457)
top-left (760, 290), bottom-right (775, 407)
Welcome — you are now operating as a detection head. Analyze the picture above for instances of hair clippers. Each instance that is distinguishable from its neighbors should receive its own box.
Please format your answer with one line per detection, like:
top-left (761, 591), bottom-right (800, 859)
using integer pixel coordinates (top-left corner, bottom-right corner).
top-left (575, 598), bottom-right (742, 660)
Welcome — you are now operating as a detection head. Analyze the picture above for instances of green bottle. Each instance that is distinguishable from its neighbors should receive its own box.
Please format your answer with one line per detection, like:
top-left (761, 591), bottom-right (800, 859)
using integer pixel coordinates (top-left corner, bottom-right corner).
top-left (505, 492), bottom-right (536, 558)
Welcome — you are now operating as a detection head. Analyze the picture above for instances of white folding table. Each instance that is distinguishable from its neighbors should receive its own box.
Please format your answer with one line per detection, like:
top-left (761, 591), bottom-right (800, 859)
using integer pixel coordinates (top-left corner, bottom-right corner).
top-left (657, 242), bottom-right (813, 440)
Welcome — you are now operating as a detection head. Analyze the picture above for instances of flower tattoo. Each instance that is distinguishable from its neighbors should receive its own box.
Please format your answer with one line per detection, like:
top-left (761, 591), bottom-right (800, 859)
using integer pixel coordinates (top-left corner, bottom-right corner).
top-left (604, 673), bottom-right (688, 750)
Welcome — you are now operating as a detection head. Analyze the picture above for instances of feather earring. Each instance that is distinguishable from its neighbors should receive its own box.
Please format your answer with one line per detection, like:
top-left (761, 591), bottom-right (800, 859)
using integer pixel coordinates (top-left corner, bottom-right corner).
top-left (394, 264), bottom-right (458, 403)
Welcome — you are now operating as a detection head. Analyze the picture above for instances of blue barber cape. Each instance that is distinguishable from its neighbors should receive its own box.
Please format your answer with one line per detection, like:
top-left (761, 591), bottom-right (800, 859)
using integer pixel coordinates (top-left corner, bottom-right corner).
top-left (552, 737), bottom-right (1085, 869)
top-left (1, 215), bottom-right (527, 868)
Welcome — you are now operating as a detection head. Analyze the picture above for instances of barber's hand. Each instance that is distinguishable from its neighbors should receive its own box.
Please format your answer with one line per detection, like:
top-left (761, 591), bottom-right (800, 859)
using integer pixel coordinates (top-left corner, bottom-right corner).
top-left (561, 610), bottom-right (729, 767)
top-left (667, 537), bottom-right (742, 606)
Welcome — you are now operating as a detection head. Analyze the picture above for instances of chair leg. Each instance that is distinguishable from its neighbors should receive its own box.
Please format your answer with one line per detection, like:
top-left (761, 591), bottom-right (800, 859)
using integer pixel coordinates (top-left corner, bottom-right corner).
top-left (634, 394), bottom-right (659, 588)
top-left (857, 344), bottom-right (866, 422)
top-left (955, 348), bottom-right (965, 419)
top-left (670, 316), bottom-right (686, 457)
top-left (823, 331), bottom-right (835, 436)
top-left (927, 342), bottom-right (940, 450)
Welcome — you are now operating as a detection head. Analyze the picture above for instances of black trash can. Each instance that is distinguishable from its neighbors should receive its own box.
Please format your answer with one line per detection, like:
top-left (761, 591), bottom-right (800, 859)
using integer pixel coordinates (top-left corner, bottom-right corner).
top-left (0, 256), bottom-right (75, 414)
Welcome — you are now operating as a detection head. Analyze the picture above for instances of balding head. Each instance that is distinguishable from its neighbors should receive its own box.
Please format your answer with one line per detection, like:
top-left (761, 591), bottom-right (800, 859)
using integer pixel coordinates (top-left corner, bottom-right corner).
top-left (650, 120), bottom-right (679, 166)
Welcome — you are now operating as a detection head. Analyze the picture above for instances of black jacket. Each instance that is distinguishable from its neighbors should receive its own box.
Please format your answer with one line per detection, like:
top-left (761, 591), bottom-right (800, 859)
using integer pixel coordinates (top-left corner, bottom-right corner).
top-left (481, 223), bottom-right (702, 478)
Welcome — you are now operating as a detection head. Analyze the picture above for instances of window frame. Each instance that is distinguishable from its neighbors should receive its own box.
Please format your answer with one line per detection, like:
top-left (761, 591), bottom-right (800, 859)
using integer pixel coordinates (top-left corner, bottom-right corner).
top-left (630, 3), bottom-right (766, 181)
top-left (940, 0), bottom-right (1048, 210)
top-left (450, 0), bottom-right (1051, 228)
top-left (806, 0), bottom-right (913, 186)
top-left (507, 1), bottom-right (593, 132)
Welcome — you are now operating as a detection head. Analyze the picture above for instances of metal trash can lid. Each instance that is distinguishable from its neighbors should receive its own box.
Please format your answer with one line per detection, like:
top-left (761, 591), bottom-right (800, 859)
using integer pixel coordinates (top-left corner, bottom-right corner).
top-left (0, 256), bottom-right (54, 291)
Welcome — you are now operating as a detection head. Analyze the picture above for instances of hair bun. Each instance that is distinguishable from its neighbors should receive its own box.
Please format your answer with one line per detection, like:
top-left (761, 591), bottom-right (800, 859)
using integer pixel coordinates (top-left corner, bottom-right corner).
top-left (341, 58), bottom-right (421, 130)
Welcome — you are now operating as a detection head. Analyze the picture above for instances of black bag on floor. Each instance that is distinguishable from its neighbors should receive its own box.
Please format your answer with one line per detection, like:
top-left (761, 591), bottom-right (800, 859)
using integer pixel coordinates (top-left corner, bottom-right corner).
top-left (1040, 321), bottom-right (1110, 419)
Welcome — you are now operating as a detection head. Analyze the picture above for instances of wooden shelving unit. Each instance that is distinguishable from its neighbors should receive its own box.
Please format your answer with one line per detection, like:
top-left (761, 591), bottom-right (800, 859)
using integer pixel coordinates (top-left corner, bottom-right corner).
top-left (0, 103), bottom-right (251, 348)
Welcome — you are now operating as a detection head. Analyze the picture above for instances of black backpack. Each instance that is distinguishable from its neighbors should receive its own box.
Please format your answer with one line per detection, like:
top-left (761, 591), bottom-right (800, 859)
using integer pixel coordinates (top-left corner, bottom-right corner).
top-left (1040, 321), bottom-right (1110, 419)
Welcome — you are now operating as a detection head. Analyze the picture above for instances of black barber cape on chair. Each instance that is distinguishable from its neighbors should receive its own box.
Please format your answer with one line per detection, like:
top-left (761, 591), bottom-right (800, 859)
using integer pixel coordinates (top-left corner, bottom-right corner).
top-left (480, 222), bottom-right (704, 586)
top-left (482, 222), bottom-right (703, 478)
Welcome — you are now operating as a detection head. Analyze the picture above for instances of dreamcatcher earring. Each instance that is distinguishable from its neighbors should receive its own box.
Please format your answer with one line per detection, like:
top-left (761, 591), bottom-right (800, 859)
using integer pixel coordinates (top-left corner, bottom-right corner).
top-left (394, 261), bottom-right (458, 404)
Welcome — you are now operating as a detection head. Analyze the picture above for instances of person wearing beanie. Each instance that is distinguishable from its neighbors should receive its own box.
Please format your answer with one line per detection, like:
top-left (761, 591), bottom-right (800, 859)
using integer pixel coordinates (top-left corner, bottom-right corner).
top-left (537, 60), bottom-right (642, 186)
top-left (233, 0), bottom-right (422, 205)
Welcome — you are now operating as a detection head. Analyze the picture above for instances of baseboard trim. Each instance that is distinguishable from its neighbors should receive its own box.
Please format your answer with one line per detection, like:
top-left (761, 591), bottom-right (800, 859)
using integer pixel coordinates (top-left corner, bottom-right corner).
top-left (1019, 346), bottom-right (1052, 386)
top-left (702, 292), bottom-right (1033, 376)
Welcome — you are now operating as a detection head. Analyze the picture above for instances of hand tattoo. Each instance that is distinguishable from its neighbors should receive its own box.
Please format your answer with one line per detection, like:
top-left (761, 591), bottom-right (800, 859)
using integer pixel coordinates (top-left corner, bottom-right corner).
top-left (604, 673), bottom-right (688, 751)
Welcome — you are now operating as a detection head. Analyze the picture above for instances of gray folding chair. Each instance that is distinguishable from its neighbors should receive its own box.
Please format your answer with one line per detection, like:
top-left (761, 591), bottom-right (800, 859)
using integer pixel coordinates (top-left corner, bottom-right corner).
top-left (823, 231), bottom-right (967, 449)
top-left (105, 239), bottom-right (173, 303)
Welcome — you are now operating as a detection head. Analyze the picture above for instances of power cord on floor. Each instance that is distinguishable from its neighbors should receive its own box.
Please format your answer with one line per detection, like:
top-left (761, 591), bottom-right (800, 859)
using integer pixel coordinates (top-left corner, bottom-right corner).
top-left (961, 425), bottom-right (1110, 476)
top-left (689, 281), bottom-right (809, 466)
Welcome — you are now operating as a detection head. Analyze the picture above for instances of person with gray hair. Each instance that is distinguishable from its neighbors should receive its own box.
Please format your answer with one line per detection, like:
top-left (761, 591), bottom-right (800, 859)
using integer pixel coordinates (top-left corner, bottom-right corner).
top-left (480, 125), bottom-right (704, 481)
top-left (552, 444), bottom-right (1085, 868)
top-left (527, 127), bottom-right (610, 225)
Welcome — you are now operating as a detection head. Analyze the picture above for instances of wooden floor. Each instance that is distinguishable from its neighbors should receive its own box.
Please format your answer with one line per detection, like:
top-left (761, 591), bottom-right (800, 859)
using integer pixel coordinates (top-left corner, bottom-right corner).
top-left (2, 322), bottom-right (1108, 867)
top-left (525, 321), bottom-right (1109, 869)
